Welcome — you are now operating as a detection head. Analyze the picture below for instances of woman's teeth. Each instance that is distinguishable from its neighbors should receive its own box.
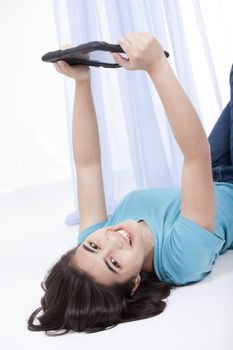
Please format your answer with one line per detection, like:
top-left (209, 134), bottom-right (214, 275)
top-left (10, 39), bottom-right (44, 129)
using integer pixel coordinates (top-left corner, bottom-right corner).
top-left (117, 229), bottom-right (131, 245)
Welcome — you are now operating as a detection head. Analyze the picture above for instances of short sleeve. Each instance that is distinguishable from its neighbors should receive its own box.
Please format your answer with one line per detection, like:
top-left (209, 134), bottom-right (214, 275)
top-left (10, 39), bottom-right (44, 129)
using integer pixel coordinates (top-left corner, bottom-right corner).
top-left (162, 214), bottom-right (225, 285)
top-left (77, 220), bottom-right (108, 245)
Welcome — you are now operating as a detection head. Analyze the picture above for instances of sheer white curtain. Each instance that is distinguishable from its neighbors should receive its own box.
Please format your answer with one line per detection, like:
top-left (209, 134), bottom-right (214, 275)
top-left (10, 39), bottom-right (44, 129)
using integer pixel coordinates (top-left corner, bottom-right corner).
top-left (52, 0), bottom-right (233, 225)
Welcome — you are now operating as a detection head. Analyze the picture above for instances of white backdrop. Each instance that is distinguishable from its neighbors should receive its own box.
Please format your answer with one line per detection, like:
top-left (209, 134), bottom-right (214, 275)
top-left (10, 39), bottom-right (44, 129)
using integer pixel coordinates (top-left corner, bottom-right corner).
top-left (0, 0), bottom-right (72, 194)
top-left (0, 1), bottom-right (233, 349)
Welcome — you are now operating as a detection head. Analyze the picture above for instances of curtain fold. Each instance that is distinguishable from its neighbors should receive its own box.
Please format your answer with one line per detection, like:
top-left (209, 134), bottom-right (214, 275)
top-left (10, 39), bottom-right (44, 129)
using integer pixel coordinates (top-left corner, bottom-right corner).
top-left (192, 0), bottom-right (223, 111)
top-left (52, 0), bottom-right (233, 226)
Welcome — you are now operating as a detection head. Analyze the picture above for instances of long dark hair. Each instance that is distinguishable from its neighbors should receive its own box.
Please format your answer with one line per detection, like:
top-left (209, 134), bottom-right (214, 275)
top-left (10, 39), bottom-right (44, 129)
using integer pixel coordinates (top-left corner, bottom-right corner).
top-left (28, 245), bottom-right (177, 335)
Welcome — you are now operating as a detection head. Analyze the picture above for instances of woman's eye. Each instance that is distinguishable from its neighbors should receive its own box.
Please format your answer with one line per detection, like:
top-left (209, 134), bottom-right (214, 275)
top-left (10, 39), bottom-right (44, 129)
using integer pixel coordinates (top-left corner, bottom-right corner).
top-left (90, 242), bottom-right (98, 249)
top-left (111, 258), bottom-right (120, 268)
top-left (89, 242), bottom-right (120, 268)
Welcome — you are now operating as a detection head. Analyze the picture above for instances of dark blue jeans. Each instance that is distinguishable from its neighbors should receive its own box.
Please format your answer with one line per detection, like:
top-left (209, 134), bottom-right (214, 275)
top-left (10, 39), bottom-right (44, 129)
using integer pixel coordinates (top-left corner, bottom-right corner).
top-left (208, 64), bottom-right (233, 184)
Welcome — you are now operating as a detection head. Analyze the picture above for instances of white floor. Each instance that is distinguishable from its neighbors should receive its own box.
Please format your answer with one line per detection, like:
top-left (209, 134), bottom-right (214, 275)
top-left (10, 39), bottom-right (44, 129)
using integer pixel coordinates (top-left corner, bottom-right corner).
top-left (1, 182), bottom-right (233, 350)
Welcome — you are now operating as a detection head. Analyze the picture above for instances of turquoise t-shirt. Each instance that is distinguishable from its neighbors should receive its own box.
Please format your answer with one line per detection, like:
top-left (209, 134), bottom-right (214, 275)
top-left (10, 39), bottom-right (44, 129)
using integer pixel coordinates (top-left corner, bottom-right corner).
top-left (77, 182), bottom-right (233, 286)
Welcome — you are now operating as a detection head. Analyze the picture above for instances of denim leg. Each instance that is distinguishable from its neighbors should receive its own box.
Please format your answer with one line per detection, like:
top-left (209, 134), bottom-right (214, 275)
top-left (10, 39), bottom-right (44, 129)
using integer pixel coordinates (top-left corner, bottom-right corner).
top-left (230, 64), bottom-right (233, 164)
top-left (208, 102), bottom-right (231, 167)
top-left (207, 64), bottom-right (233, 184)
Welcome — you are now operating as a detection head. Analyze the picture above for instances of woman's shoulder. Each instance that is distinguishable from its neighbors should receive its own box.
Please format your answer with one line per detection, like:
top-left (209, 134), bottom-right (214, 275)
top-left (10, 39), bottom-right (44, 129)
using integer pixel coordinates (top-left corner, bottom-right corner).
top-left (214, 181), bottom-right (233, 189)
top-left (214, 181), bottom-right (233, 202)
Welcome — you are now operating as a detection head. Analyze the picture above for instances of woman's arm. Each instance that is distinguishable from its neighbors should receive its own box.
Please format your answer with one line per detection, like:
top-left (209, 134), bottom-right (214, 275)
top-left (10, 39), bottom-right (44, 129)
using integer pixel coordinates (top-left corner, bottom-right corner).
top-left (53, 52), bottom-right (101, 166)
top-left (53, 58), bottom-right (107, 231)
top-left (112, 32), bottom-right (215, 233)
top-left (72, 78), bottom-right (108, 232)
top-left (112, 32), bottom-right (210, 160)
top-left (72, 78), bottom-right (101, 166)
top-left (147, 61), bottom-right (210, 160)
top-left (147, 61), bottom-right (215, 232)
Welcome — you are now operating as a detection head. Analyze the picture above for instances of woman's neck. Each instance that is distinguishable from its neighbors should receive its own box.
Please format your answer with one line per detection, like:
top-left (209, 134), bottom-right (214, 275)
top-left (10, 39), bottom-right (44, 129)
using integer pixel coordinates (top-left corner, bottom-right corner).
top-left (139, 220), bottom-right (155, 273)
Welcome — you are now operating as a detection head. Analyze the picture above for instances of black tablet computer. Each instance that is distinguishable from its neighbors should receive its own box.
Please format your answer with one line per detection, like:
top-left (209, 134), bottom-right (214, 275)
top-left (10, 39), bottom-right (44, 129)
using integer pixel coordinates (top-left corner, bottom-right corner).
top-left (41, 40), bottom-right (169, 68)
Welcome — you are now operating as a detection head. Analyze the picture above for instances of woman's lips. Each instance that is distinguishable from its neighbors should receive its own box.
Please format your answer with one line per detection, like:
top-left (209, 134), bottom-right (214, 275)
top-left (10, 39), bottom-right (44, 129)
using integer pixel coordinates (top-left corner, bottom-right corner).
top-left (114, 225), bottom-right (134, 246)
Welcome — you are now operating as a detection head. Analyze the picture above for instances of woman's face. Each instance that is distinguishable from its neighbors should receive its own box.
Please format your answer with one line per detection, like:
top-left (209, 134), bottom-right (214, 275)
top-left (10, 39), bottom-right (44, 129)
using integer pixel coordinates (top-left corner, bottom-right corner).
top-left (72, 219), bottom-right (146, 286)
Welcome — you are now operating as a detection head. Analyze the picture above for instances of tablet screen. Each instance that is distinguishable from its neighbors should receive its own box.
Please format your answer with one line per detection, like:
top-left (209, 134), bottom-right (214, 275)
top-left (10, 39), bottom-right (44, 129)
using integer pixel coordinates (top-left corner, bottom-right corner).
top-left (76, 50), bottom-right (128, 64)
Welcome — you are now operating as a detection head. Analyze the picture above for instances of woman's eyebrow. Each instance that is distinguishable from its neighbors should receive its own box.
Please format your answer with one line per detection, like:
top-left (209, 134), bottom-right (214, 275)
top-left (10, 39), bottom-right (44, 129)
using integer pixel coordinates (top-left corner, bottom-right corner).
top-left (82, 244), bottom-right (118, 274)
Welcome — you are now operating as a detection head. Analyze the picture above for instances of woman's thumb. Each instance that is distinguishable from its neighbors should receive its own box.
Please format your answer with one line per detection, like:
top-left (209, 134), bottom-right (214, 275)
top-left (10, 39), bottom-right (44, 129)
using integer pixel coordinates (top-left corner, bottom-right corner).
top-left (111, 52), bottom-right (129, 68)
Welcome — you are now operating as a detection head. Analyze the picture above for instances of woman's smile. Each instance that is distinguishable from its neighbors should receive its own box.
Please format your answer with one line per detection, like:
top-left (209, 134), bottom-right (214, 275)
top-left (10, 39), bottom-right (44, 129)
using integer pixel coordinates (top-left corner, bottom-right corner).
top-left (108, 229), bottom-right (132, 248)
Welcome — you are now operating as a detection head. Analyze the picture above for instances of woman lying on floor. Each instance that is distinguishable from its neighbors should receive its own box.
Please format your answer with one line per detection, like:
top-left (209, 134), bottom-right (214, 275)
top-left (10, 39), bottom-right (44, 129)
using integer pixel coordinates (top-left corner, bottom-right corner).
top-left (28, 32), bottom-right (233, 335)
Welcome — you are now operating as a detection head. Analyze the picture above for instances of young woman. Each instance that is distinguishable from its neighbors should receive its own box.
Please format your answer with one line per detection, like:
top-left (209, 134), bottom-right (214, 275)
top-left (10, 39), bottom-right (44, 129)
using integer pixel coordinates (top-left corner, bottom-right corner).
top-left (28, 32), bottom-right (233, 335)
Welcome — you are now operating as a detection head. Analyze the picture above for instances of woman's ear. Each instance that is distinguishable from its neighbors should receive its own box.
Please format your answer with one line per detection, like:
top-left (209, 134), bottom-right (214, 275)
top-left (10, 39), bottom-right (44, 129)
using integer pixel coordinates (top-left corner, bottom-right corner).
top-left (130, 274), bottom-right (141, 296)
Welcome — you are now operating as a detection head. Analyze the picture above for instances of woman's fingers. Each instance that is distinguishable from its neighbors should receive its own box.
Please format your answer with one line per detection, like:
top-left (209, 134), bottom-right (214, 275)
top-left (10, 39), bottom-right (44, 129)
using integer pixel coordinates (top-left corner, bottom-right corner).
top-left (115, 33), bottom-right (146, 69)
top-left (53, 62), bottom-right (62, 73)
top-left (137, 31), bottom-right (150, 44)
top-left (60, 43), bottom-right (73, 50)
top-left (114, 31), bottom-right (165, 72)
top-left (53, 44), bottom-right (91, 81)
top-left (57, 60), bottom-right (69, 69)
top-left (59, 60), bottom-right (72, 76)
top-left (115, 37), bottom-right (132, 68)
top-left (117, 37), bottom-right (130, 54)
top-left (118, 32), bottom-right (147, 49)
top-left (53, 61), bottom-right (71, 77)
top-left (117, 33), bottom-right (145, 60)
top-left (123, 32), bottom-right (146, 49)
top-left (111, 50), bottom-right (130, 68)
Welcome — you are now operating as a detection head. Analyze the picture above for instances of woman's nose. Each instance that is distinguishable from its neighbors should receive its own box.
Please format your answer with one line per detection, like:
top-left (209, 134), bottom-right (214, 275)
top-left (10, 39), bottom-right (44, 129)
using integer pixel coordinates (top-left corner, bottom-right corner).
top-left (107, 231), bottom-right (123, 248)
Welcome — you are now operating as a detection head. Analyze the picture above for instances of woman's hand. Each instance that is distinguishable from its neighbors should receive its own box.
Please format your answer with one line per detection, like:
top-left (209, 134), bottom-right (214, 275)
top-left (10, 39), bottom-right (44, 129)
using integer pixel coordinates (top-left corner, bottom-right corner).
top-left (53, 44), bottom-right (90, 82)
top-left (111, 32), bottom-right (167, 74)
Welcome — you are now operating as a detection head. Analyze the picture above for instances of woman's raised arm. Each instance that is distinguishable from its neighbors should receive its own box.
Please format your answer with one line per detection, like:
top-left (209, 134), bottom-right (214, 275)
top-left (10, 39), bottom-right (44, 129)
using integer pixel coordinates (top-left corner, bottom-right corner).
top-left (148, 58), bottom-right (215, 232)
top-left (53, 50), bottom-right (107, 232)
top-left (112, 32), bottom-right (215, 233)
